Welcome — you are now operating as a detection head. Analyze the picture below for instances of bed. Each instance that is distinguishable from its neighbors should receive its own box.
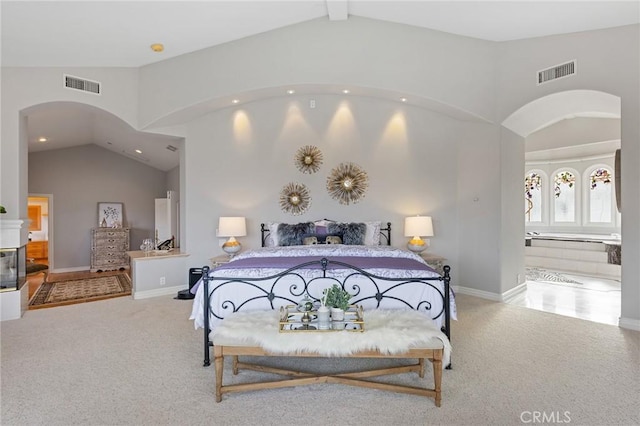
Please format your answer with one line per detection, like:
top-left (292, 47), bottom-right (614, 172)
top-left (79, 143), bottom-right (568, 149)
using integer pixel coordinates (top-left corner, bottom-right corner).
top-left (190, 220), bottom-right (455, 367)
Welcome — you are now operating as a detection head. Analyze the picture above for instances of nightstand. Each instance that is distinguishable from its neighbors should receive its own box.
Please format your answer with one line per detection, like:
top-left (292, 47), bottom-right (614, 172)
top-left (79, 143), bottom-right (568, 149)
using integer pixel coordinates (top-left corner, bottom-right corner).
top-left (419, 253), bottom-right (446, 276)
top-left (211, 254), bottom-right (231, 268)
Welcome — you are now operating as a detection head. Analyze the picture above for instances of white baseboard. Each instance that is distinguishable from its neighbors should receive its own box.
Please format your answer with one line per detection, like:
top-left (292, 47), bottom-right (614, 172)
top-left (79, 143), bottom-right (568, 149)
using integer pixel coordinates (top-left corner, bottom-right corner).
top-left (618, 317), bottom-right (640, 331)
top-left (454, 286), bottom-right (502, 301)
top-left (133, 285), bottom-right (184, 300)
top-left (51, 266), bottom-right (89, 273)
top-left (501, 282), bottom-right (527, 302)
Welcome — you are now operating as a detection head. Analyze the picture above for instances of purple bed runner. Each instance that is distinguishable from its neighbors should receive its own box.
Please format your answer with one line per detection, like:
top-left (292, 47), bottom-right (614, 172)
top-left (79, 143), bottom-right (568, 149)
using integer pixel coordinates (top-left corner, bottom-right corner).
top-left (214, 256), bottom-right (436, 274)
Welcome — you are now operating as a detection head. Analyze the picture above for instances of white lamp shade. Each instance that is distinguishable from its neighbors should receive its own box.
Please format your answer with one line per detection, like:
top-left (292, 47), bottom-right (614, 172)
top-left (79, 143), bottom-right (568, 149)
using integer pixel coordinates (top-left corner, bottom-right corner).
top-left (404, 216), bottom-right (434, 238)
top-left (218, 217), bottom-right (247, 237)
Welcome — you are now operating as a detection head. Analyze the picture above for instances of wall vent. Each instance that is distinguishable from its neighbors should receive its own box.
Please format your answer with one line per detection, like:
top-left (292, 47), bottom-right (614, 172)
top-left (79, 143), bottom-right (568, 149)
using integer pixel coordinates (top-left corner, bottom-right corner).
top-left (537, 60), bottom-right (576, 85)
top-left (63, 74), bottom-right (101, 95)
top-left (166, 145), bottom-right (178, 152)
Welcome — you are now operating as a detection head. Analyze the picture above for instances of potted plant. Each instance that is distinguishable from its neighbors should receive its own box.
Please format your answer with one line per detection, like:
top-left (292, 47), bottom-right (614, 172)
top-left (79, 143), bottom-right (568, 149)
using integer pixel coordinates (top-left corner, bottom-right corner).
top-left (0, 205), bottom-right (6, 214)
top-left (323, 284), bottom-right (352, 321)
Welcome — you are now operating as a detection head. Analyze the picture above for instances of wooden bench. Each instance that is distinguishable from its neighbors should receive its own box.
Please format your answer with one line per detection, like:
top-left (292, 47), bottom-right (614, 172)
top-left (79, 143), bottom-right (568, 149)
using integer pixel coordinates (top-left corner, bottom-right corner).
top-left (212, 312), bottom-right (446, 406)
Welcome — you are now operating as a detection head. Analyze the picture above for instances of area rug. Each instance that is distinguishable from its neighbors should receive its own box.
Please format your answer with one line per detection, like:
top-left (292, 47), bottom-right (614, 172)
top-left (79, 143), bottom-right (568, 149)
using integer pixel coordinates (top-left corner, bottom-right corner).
top-left (29, 274), bottom-right (131, 309)
top-left (526, 267), bottom-right (583, 285)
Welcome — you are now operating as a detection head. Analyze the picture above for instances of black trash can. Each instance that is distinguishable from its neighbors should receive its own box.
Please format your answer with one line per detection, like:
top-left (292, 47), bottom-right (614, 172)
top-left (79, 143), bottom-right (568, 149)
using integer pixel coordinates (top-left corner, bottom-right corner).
top-left (175, 267), bottom-right (202, 300)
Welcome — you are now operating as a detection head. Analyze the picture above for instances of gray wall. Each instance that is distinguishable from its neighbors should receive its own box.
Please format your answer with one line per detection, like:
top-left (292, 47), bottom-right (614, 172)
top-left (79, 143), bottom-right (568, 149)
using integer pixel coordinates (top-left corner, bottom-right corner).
top-left (183, 95), bottom-right (462, 270)
top-left (28, 144), bottom-right (168, 270)
top-left (526, 117), bottom-right (620, 153)
top-left (166, 166), bottom-right (180, 196)
top-left (3, 18), bottom-right (638, 326)
top-left (139, 16), bottom-right (496, 127)
top-left (2, 67), bottom-right (140, 219)
top-left (455, 122), bottom-right (503, 296)
top-left (500, 128), bottom-right (526, 293)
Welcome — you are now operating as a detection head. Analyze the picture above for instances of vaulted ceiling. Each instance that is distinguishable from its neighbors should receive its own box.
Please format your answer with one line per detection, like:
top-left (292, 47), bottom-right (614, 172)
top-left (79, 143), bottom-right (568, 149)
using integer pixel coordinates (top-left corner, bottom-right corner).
top-left (4, 1), bottom-right (637, 67)
top-left (3, 1), bottom-right (637, 171)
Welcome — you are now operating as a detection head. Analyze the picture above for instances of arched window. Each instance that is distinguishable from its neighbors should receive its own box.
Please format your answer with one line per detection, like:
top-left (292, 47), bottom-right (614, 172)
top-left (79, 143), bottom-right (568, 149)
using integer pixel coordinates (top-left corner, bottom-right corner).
top-left (554, 171), bottom-right (576, 222)
top-left (589, 167), bottom-right (612, 223)
top-left (525, 172), bottom-right (542, 222)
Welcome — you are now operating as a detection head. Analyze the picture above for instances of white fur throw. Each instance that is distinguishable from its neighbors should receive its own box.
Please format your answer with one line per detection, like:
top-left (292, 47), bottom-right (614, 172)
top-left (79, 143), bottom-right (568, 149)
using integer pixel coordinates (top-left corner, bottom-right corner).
top-left (212, 309), bottom-right (451, 366)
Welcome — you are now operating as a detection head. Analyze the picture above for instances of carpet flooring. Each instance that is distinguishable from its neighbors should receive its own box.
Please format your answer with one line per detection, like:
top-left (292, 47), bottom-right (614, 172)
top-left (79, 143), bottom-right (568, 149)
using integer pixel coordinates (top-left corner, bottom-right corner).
top-left (2, 294), bottom-right (638, 426)
top-left (28, 273), bottom-right (131, 309)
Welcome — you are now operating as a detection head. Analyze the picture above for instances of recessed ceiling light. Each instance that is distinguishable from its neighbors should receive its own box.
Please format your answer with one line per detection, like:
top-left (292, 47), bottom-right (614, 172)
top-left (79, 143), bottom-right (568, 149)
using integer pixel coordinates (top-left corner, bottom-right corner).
top-left (150, 43), bottom-right (164, 53)
top-left (37, 137), bottom-right (47, 142)
top-left (135, 149), bottom-right (142, 154)
top-left (400, 97), bottom-right (408, 102)
top-left (342, 89), bottom-right (350, 94)
top-left (287, 89), bottom-right (295, 95)
top-left (231, 99), bottom-right (239, 104)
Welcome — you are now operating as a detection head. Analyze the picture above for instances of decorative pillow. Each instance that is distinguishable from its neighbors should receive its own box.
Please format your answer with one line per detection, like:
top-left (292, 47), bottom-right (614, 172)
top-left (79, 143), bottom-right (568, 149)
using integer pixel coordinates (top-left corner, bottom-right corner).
top-left (301, 233), bottom-right (342, 245)
top-left (277, 222), bottom-right (315, 246)
top-left (327, 222), bottom-right (367, 245)
top-left (303, 236), bottom-right (319, 245)
top-left (325, 235), bottom-right (343, 245)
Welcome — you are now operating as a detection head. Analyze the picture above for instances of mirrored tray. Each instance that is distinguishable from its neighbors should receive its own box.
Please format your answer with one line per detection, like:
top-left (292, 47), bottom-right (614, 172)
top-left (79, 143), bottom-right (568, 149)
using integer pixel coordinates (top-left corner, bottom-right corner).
top-left (278, 304), bottom-right (365, 333)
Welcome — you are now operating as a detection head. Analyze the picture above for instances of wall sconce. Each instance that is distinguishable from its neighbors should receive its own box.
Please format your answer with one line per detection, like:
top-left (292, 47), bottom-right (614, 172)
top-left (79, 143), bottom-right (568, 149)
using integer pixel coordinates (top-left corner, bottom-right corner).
top-left (404, 216), bottom-right (434, 253)
top-left (218, 217), bottom-right (246, 257)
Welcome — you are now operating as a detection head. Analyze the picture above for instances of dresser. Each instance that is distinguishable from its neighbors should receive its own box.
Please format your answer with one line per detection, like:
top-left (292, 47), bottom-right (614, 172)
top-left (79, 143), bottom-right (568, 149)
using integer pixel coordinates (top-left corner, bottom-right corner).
top-left (26, 240), bottom-right (48, 260)
top-left (91, 228), bottom-right (130, 272)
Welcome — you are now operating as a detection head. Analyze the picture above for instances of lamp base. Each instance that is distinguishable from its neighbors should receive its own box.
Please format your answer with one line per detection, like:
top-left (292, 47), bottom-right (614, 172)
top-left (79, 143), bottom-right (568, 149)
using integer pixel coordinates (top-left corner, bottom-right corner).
top-left (407, 237), bottom-right (427, 253)
top-left (222, 241), bottom-right (241, 257)
top-left (407, 243), bottom-right (427, 253)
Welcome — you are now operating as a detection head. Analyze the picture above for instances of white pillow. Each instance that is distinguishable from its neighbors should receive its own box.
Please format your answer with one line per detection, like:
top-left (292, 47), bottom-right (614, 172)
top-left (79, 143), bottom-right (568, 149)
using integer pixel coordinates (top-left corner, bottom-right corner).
top-left (364, 221), bottom-right (381, 245)
top-left (266, 222), bottom-right (280, 247)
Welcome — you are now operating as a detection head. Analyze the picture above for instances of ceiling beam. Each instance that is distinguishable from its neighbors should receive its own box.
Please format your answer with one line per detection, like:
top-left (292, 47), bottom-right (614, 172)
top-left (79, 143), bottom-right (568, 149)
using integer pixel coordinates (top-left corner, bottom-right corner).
top-left (326, 0), bottom-right (348, 21)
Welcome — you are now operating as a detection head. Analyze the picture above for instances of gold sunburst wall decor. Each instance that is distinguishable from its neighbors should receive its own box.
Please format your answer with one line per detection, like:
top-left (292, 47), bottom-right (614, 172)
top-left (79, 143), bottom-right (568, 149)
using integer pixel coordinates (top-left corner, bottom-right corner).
top-left (295, 145), bottom-right (323, 174)
top-left (280, 182), bottom-right (312, 215)
top-left (326, 162), bottom-right (369, 205)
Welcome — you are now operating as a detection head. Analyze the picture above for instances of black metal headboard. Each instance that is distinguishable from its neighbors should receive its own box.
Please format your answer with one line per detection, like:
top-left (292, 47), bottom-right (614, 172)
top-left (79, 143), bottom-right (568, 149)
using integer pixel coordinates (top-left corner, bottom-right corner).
top-left (261, 221), bottom-right (392, 247)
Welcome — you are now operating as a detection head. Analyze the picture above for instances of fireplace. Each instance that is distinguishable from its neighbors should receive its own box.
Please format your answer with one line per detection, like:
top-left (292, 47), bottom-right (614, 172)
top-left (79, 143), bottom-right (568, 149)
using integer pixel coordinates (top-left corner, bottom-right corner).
top-left (0, 218), bottom-right (30, 320)
top-left (0, 246), bottom-right (26, 292)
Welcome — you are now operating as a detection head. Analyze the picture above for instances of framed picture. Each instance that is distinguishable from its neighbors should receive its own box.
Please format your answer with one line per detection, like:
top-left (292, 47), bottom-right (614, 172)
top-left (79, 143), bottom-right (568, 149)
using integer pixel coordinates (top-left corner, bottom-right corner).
top-left (97, 202), bottom-right (124, 227)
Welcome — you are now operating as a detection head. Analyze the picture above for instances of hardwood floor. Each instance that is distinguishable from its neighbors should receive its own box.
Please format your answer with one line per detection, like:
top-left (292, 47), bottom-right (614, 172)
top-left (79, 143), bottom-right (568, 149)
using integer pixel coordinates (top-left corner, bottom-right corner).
top-left (27, 261), bottom-right (619, 324)
top-left (504, 268), bottom-right (621, 326)
top-left (26, 257), bottom-right (49, 299)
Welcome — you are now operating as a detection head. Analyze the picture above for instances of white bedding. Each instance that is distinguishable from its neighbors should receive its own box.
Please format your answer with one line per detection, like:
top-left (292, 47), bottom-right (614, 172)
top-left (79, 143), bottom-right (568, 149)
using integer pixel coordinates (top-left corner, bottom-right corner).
top-left (190, 245), bottom-right (456, 330)
top-left (208, 245), bottom-right (437, 279)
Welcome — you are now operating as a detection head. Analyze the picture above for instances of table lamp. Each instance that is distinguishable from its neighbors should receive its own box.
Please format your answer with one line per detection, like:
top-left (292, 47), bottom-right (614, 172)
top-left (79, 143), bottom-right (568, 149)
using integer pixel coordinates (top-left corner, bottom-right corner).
top-left (404, 216), bottom-right (434, 253)
top-left (218, 216), bottom-right (246, 257)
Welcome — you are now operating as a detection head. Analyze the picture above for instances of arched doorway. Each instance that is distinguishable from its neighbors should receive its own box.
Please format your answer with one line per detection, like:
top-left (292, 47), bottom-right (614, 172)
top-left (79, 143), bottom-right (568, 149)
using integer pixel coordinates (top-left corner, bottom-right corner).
top-left (22, 101), bottom-right (182, 277)
top-left (502, 90), bottom-right (622, 325)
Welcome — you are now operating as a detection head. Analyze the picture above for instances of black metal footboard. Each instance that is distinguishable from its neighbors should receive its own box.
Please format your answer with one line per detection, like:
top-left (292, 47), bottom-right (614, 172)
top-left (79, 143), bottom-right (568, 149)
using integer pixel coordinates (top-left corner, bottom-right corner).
top-left (200, 258), bottom-right (451, 367)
